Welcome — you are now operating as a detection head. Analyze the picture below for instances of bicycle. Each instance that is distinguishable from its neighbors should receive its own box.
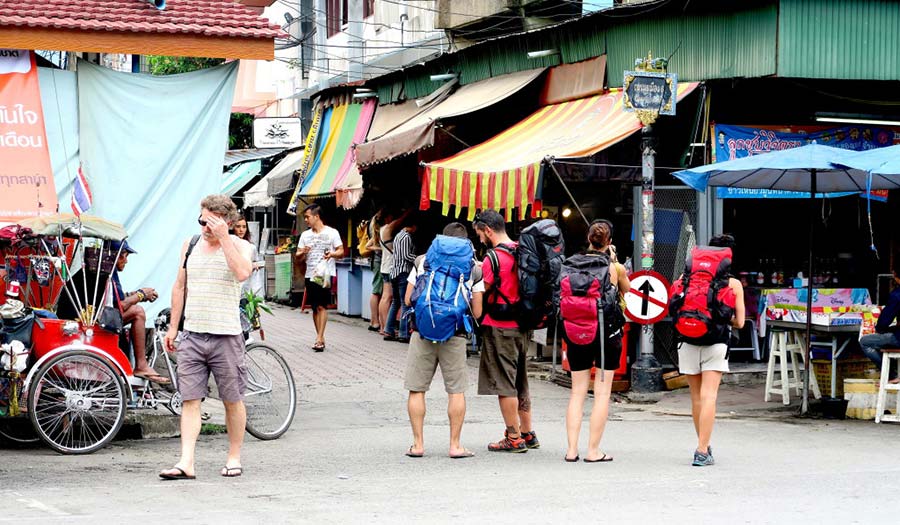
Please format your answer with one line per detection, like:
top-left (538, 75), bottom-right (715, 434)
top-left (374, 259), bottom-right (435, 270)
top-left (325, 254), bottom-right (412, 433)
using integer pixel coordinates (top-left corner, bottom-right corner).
top-left (143, 309), bottom-right (297, 440)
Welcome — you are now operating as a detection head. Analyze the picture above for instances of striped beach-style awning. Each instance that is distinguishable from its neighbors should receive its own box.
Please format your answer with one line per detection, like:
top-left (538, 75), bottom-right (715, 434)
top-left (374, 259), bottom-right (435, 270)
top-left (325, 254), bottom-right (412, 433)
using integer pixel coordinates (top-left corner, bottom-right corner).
top-left (288, 97), bottom-right (376, 211)
top-left (421, 83), bottom-right (698, 220)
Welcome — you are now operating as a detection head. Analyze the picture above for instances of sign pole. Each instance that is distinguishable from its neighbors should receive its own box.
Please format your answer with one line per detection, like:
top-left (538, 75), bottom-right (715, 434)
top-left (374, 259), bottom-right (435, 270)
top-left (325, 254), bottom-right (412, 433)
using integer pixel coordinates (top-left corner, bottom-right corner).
top-left (623, 52), bottom-right (678, 393)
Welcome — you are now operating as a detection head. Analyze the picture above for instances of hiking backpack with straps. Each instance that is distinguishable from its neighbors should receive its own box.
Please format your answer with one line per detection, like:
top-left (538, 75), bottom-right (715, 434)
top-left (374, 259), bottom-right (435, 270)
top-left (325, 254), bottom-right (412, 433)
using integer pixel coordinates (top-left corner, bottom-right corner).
top-left (516, 219), bottom-right (565, 330)
top-left (668, 246), bottom-right (737, 345)
top-left (558, 252), bottom-right (624, 350)
top-left (410, 235), bottom-right (475, 343)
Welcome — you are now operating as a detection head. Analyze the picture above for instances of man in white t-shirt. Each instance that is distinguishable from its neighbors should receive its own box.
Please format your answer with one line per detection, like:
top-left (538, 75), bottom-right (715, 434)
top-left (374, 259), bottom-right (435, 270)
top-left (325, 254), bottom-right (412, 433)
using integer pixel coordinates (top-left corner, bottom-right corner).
top-left (295, 203), bottom-right (344, 352)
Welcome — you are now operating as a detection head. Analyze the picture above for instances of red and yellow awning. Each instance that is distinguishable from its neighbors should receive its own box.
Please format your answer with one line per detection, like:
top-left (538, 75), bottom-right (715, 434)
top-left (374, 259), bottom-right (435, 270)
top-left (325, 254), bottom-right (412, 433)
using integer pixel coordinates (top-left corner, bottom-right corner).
top-left (421, 83), bottom-right (698, 220)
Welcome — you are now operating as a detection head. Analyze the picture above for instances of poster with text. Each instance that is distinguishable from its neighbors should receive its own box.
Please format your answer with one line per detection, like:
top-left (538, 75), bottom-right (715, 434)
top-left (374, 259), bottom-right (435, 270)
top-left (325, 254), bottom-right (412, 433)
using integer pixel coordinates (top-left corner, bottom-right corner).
top-left (0, 49), bottom-right (57, 221)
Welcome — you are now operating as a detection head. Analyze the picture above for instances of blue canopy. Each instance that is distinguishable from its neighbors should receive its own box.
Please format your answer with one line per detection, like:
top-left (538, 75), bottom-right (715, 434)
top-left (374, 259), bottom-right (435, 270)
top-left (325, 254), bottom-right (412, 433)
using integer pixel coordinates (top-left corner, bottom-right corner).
top-left (831, 144), bottom-right (900, 184)
top-left (673, 143), bottom-right (874, 193)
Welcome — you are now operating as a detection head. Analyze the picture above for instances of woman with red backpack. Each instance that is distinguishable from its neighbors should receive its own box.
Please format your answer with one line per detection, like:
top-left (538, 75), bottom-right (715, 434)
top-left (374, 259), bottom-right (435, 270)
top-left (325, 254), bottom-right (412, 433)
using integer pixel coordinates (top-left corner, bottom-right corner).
top-left (562, 220), bottom-right (630, 463)
top-left (670, 234), bottom-right (745, 467)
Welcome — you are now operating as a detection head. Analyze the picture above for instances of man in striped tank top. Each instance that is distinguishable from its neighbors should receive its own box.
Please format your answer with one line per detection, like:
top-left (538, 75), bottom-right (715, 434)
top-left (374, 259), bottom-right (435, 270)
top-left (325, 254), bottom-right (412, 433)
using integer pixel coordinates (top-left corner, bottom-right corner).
top-left (160, 195), bottom-right (253, 481)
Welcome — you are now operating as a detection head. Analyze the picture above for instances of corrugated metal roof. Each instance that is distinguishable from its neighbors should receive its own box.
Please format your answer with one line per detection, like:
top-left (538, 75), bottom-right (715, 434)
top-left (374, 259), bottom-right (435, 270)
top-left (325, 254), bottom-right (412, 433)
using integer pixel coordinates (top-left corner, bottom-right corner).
top-left (223, 148), bottom-right (284, 167)
top-left (778, 0), bottom-right (900, 79)
top-left (369, 3), bottom-right (778, 103)
top-left (601, 4), bottom-right (778, 88)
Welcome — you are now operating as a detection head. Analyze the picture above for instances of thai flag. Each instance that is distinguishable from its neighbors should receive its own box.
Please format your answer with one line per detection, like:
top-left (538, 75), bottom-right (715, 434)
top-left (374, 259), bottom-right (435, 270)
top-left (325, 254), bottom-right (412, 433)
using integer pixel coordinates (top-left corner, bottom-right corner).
top-left (71, 166), bottom-right (93, 217)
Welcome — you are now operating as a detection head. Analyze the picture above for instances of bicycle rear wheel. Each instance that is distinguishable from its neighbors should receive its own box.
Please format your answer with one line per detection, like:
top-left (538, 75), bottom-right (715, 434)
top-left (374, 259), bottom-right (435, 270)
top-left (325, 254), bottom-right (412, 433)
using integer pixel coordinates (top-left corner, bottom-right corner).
top-left (243, 343), bottom-right (296, 440)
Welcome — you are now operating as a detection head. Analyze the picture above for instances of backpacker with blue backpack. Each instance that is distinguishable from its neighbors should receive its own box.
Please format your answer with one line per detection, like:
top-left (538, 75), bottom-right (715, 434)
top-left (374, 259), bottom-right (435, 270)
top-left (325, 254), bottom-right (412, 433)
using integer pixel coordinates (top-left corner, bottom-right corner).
top-left (409, 235), bottom-right (475, 343)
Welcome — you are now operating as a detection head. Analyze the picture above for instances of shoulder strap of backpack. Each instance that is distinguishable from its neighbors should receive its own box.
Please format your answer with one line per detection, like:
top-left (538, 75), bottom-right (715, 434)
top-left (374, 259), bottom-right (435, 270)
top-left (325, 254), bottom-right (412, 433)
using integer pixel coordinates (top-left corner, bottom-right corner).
top-left (486, 248), bottom-right (512, 305)
top-left (182, 235), bottom-right (201, 270)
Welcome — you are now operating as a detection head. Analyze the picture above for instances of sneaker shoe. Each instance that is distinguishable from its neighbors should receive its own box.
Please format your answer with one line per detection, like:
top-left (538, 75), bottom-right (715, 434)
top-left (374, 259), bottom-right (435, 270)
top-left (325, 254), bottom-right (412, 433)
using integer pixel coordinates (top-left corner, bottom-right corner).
top-left (488, 434), bottom-right (528, 453)
top-left (521, 431), bottom-right (540, 449)
top-left (692, 450), bottom-right (714, 467)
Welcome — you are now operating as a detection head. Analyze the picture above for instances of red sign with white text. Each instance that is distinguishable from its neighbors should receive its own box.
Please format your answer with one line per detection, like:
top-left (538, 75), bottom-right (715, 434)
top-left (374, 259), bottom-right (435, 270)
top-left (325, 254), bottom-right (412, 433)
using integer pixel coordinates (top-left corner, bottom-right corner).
top-left (0, 49), bottom-right (57, 221)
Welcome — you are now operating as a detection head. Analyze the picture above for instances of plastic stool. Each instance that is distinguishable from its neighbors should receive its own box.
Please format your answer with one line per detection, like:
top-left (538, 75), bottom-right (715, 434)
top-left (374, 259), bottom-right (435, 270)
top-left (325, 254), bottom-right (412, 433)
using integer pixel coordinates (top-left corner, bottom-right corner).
top-left (875, 349), bottom-right (900, 424)
top-left (764, 330), bottom-right (821, 405)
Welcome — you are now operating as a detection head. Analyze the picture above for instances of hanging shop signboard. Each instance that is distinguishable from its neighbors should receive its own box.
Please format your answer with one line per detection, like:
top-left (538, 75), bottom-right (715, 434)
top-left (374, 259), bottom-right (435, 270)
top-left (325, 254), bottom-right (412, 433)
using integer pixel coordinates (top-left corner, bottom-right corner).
top-left (253, 117), bottom-right (303, 149)
top-left (623, 71), bottom-right (678, 116)
top-left (712, 124), bottom-right (895, 201)
top-left (0, 49), bottom-right (57, 221)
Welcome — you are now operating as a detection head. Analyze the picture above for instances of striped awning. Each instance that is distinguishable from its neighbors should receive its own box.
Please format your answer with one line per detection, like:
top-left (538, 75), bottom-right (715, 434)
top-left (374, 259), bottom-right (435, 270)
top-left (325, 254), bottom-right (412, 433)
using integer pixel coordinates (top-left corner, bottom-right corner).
top-left (421, 83), bottom-right (698, 220)
top-left (291, 97), bottom-right (376, 207)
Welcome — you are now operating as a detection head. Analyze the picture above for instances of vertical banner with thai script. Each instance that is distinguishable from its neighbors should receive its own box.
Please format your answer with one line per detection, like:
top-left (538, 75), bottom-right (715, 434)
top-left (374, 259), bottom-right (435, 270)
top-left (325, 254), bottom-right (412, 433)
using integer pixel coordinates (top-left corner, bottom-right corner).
top-left (0, 49), bottom-right (57, 221)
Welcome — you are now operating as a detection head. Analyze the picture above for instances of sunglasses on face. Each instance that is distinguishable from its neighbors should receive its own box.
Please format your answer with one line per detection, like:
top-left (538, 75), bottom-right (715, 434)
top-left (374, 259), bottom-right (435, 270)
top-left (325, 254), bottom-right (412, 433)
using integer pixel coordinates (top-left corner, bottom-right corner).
top-left (198, 216), bottom-right (208, 227)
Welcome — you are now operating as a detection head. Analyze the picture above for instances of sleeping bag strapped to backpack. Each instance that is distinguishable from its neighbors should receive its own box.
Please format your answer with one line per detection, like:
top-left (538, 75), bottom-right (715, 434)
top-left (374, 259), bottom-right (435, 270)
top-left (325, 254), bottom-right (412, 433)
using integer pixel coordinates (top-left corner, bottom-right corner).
top-left (558, 252), bottom-right (623, 349)
top-left (669, 246), bottom-right (737, 345)
top-left (411, 235), bottom-right (475, 343)
top-left (516, 219), bottom-right (565, 331)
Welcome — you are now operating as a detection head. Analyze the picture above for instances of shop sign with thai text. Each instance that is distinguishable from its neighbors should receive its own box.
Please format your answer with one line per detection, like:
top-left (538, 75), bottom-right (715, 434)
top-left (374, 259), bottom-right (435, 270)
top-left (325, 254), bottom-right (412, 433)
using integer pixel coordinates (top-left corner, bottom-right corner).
top-left (0, 49), bottom-right (57, 220)
top-left (623, 71), bottom-right (678, 116)
top-left (713, 124), bottom-right (894, 201)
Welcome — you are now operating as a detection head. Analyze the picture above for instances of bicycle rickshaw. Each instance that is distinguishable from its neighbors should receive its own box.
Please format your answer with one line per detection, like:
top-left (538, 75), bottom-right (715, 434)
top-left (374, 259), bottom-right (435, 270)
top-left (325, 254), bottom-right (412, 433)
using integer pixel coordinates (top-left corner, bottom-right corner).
top-left (0, 214), bottom-right (295, 454)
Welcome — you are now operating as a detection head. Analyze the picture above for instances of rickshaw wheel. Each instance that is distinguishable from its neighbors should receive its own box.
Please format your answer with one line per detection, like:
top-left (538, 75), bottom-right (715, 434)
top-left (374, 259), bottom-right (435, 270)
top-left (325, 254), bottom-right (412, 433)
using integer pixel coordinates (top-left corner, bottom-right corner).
top-left (0, 419), bottom-right (40, 444)
top-left (28, 350), bottom-right (126, 455)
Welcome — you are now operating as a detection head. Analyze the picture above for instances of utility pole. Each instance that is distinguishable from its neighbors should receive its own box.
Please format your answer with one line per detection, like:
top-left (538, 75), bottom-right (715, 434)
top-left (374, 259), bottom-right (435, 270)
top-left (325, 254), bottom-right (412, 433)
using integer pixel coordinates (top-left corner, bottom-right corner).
top-left (624, 52), bottom-right (677, 393)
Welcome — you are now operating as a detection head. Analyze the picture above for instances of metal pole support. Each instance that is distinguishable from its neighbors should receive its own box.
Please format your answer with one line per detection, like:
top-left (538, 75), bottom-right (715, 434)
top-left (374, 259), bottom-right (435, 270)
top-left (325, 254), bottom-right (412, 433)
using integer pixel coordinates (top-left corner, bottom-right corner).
top-left (631, 126), bottom-right (665, 393)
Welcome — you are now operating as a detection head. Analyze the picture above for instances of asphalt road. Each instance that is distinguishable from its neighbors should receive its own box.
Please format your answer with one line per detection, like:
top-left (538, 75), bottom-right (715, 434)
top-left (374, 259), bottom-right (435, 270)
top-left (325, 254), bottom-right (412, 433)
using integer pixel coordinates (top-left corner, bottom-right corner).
top-left (2, 305), bottom-right (898, 524)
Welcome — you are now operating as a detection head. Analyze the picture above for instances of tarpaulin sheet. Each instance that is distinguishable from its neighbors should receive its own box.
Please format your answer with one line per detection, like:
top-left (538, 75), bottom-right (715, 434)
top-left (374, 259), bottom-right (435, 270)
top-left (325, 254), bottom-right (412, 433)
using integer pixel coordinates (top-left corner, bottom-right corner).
top-left (422, 83), bottom-right (698, 220)
top-left (77, 59), bottom-right (238, 319)
top-left (38, 67), bottom-right (80, 210)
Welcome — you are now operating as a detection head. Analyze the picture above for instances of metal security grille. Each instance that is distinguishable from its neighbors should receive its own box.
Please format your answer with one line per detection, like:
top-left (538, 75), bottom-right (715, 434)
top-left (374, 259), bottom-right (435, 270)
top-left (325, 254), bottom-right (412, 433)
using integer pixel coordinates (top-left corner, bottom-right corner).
top-left (652, 186), bottom-right (698, 367)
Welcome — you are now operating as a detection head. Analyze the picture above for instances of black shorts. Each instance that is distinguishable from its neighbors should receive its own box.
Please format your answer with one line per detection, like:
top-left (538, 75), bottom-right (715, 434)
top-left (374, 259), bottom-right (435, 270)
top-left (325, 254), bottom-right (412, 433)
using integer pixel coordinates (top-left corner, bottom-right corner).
top-left (567, 333), bottom-right (623, 372)
top-left (305, 279), bottom-right (331, 310)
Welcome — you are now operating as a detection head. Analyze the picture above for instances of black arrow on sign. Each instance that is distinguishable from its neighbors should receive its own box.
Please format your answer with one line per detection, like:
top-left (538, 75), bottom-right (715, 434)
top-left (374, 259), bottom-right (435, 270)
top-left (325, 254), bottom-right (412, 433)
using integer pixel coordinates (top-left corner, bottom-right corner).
top-left (638, 280), bottom-right (655, 316)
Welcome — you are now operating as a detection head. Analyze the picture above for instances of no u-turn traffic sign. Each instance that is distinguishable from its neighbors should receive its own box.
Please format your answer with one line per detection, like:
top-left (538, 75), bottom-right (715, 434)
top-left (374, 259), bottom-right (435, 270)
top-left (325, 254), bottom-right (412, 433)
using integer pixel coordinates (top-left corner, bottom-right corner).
top-left (624, 270), bottom-right (671, 325)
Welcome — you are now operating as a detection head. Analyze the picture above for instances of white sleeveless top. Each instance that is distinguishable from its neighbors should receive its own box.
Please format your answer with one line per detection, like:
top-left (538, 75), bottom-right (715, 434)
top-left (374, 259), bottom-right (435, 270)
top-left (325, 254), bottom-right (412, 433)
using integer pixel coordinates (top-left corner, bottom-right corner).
top-left (184, 244), bottom-right (243, 335)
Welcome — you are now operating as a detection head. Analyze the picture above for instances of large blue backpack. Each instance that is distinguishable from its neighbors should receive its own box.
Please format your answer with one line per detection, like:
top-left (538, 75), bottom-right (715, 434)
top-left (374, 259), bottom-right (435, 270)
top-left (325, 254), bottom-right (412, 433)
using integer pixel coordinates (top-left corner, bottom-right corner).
top-left (411, 235), bottom-right (474, 343)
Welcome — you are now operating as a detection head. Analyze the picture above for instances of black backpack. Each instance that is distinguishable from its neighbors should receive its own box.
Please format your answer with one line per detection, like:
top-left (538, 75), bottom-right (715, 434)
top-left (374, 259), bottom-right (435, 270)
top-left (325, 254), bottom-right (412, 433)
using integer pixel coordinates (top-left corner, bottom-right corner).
top-left (516, 219), bottom-right (565, 330)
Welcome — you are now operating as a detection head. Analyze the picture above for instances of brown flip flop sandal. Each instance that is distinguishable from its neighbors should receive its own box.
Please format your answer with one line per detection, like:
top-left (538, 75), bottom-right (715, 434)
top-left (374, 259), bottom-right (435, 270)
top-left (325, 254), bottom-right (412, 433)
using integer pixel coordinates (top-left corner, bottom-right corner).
top-left (584, 454), bottom-right (613, 463)
top-left (405, 445), bottom-right (424, 458)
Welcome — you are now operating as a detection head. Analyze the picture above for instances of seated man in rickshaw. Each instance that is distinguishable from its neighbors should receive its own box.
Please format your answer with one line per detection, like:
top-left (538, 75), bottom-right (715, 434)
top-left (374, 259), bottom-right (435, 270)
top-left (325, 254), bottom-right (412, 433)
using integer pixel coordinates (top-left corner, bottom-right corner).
top-left (111, 241), bottom-right (169, 385)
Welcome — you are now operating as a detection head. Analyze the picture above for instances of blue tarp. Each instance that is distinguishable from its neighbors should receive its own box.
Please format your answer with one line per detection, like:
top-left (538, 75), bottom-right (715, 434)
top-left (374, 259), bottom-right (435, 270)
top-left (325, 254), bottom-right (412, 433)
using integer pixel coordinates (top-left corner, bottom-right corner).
top-left (77, 60), bottom-right (239, 320)
top-left (38, 68), bottom-right (80, 200)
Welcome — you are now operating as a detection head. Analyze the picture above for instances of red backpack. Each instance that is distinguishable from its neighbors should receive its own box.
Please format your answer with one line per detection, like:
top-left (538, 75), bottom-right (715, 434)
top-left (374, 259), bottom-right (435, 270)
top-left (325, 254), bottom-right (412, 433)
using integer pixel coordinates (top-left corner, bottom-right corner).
top-left (669, 246), bottom-right (737, 345)
top-left (558, 252), bottom-right (624, 350)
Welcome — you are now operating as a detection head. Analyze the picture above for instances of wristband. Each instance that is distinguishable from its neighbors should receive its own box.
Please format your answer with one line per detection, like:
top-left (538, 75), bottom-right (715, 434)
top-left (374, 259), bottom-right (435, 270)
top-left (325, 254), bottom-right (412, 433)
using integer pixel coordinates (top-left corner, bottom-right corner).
top-left (136, 291), bottom-right (146, 302)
